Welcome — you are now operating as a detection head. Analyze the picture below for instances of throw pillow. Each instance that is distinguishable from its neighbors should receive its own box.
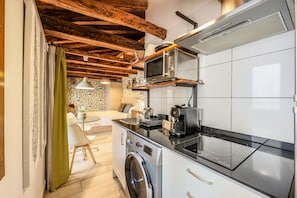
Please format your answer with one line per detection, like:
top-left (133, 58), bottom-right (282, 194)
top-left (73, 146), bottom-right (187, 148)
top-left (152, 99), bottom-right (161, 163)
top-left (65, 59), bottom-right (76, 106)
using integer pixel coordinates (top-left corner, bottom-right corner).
top-left (123, 104), bottom-right (132, 113)
top-left (118, 103), bottom-right (126, 112)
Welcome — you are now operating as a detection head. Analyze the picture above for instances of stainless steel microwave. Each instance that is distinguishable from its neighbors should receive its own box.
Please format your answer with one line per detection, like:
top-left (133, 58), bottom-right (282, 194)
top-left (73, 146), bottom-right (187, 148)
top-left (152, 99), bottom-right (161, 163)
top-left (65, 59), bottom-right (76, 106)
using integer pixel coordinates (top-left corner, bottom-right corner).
top-left (144, 48), bottom-right (197, 84)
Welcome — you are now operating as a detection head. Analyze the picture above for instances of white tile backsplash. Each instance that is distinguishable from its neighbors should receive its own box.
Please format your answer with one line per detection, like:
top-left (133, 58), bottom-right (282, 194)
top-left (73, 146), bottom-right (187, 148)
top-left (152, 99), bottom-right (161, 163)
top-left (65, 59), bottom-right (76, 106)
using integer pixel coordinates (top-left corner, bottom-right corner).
top-left (196, 31), bottom-right (294, 143)
top-left (198, 98), bottom-right (231, 131)
top-left (149, 98), bottom-right (162, 115)
top-left (199, 49), bottom-right (232, 67)
top-left (150, 88), bottom-right (162, 98)
top-left (161, 98), bottom-right (169, 115)
top-left (199, 62), bottom-right (232, 97)
top-left (162, 87), bottom-right (188, 98)
top-left (233, 31), bottom-right (294, 60)
top-left (165, 97), bottom-right (190, 110)
top-left (232, 49), bottom-right (295, 97)
top-left (232, 98), bottom-right (294, 143)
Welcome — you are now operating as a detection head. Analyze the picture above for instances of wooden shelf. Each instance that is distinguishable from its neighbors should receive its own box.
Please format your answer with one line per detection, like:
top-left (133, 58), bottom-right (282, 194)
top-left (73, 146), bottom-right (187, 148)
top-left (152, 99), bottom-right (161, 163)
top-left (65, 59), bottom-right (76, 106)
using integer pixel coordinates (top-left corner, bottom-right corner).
top-left (132, 79), bottom-right (201, 91)
top-left (131, 86), bottom-right (149, 91)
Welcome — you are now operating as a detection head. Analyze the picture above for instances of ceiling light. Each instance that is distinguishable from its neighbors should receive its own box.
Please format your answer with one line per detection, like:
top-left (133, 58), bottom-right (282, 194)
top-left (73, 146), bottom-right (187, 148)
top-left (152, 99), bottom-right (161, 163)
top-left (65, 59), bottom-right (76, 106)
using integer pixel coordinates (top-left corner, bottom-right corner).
top-left (100, 78), bottom-right (111, 85)
top-left (76, 77), bottom-right (95, 90)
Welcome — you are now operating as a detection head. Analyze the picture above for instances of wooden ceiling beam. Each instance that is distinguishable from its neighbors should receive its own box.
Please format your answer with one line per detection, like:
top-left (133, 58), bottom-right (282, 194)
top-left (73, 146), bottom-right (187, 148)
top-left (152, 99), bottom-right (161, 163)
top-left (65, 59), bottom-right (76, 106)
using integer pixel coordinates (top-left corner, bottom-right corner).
top-left (41, 15), bottom-right (144, 52)
top-left (36, 0), bottom-right (147, 12)
top-left (38, 6), bottom-right (144, 20)
top-left (93, 0), bottom-right (148, 10)
top-left (38, 0), bottom-right (166, 39)
top-left (138, 37), bottom-right (145, 44)
top-left (51, 40), bottom-right (76, 45)
top-left (88, 49), bottom-right (115, 54)
top-left (61, 43), bottom-right (93, 49)
top-left (64, 48), bottom-right (130, 65)
top-left (100, 30), bottom-right (139, 35)
top-left (67, 73), bottom-right (121, 81)
top-left (66, 54), bottom-right (125, 67)
top-left (66, 59), bottom-right (137, 74)
top-left (67, 70), bottom-right (125, 79)
top-left (67, 64), bottom-right (132, 75)
top-left (39, 9), bottom-right (96, 21)
top-left (73, 20), bottom-right (117, 26)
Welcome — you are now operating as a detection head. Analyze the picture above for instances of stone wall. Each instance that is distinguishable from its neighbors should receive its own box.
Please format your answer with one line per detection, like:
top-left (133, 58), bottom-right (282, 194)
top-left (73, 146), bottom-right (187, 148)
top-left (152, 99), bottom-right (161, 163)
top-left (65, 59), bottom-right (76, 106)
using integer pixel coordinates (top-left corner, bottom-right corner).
top-left (122, 71), bottom-right (145, 101)
top-left (67, 77), bottom-right (107, 111)
top-left (67, 71), bottom-right (146, 112)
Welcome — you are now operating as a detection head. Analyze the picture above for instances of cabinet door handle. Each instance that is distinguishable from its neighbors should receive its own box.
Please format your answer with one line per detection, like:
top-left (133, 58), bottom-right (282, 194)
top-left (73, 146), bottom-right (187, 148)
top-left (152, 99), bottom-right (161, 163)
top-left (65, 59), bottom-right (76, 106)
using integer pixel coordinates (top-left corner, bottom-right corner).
top-left (121, 133), bottom-right (124, 146)
top-left (186, 191), bottom-right (194, 198)
top-left (186, 168), bottom-right (213, 185)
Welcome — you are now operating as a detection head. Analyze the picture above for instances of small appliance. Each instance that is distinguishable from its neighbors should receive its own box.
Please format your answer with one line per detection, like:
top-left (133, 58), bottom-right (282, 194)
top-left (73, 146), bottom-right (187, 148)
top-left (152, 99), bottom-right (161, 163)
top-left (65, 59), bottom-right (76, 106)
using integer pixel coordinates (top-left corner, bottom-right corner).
top-left (125, 131), bottom-right (162, 198)
top-left (170, 106), bottom-right (198, 137)
top-left (144, 48), bottom-right (197, 84)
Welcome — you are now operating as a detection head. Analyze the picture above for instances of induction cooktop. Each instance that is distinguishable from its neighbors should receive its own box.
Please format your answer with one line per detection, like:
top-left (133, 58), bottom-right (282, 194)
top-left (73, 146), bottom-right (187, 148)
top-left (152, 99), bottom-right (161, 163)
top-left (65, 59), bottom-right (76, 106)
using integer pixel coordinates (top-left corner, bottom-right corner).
top-left (176, 133), bottom-right (262, 170)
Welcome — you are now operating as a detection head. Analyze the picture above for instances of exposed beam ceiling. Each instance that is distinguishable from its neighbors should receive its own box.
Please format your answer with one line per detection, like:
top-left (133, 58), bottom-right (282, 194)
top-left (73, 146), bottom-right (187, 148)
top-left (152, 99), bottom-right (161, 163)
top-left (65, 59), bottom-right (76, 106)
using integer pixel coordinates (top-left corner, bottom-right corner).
top-left (64, 48), bottom-right (131, 65)
top-left (65, 59), bottom-right (137, 74)
top-left (67, 70), bottom-right (128, 79)
top-left (67, 72), bottom-right (122, 81)
top-left (67, 64), bottom-right (133, 75)
top-left (35, 0), bottom-right (166, 81)
top-left (41, 15), bottom-right (144, 52)
top-left (37, 0), bottom-right (166, 39)
top-left (36, 0), bottom-right (148, 13)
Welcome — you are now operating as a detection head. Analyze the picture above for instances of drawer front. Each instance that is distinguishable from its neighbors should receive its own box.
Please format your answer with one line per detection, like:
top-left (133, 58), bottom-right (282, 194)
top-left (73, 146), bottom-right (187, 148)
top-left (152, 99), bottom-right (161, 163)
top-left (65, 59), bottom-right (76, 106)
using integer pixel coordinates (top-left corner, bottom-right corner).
top-left (163, 148), bottom-right (266, 198)
top-left (162, 148), bottom-right (210, 197)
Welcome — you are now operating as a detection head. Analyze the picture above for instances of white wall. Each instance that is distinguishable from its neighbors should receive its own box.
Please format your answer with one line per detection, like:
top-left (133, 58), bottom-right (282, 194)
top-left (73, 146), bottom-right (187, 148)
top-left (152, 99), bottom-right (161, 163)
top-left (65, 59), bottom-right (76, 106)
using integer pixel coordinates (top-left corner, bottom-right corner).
top-left (0, 0), bottom-right (46, 197)
top-left (145, 0), bottom-right (221, 45)
top-left (109, 82), bottom-right (123, 110)
top-left (0, 0), bottom-right (24, 197)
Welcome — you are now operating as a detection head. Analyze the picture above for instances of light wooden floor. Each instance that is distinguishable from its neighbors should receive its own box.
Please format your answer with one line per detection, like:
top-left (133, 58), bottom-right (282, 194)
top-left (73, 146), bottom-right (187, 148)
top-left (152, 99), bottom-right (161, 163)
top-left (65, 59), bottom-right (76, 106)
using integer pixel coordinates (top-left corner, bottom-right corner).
top-left (44, 132), bottom-right (127, 198)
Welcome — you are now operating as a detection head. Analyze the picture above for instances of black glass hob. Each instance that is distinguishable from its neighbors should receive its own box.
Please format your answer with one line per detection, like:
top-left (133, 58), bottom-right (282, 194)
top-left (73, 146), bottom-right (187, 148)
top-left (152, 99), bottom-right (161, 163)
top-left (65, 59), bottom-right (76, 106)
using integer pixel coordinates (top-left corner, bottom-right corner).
top-left (175, 133), bottom-right (262, 170)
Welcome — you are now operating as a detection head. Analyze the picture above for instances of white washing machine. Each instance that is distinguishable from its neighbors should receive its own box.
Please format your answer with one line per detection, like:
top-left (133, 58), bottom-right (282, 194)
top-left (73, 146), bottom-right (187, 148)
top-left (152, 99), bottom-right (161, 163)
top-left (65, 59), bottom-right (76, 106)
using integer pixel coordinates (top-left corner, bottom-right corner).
top-left (125, 131), bottom-right (162, 198)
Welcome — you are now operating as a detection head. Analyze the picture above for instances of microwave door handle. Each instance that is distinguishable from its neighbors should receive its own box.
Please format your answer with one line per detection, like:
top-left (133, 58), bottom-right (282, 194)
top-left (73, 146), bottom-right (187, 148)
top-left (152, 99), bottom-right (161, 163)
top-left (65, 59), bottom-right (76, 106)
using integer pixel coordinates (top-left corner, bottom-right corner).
top-left (163, 52), bottom-right (169, 77)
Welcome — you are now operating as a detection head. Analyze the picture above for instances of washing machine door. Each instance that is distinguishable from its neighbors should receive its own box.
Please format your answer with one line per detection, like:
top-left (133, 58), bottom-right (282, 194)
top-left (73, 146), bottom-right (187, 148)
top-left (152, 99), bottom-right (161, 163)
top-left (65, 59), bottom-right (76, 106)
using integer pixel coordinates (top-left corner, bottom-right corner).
top-left (125, 152), bottom-right (153, 198)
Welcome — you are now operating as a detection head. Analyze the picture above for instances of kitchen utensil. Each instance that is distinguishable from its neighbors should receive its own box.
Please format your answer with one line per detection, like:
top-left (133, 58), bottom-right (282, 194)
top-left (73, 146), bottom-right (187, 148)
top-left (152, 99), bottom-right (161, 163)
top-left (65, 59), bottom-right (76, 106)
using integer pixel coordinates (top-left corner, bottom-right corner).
top-left (144, 107), bottom-right (153, 119)
top-left (170, 106), bottom-right (181, 119)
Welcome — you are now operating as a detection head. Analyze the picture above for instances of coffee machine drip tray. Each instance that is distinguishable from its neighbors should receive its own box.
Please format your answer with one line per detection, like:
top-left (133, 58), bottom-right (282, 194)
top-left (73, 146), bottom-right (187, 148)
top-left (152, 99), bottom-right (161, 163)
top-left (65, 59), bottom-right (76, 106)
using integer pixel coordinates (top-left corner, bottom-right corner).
top-left (177, 134), bottom-right (261, 170)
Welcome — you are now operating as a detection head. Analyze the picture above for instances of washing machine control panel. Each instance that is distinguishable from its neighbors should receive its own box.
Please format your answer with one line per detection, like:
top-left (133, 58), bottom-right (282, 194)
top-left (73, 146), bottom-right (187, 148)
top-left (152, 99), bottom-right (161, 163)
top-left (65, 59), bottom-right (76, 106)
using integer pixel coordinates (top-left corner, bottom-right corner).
top-left (136, 142), bottom-right (142, 148)
top-left (144, 145), bottom-right (152, 156)
top-left (126, 139), bottom-right (133, 145)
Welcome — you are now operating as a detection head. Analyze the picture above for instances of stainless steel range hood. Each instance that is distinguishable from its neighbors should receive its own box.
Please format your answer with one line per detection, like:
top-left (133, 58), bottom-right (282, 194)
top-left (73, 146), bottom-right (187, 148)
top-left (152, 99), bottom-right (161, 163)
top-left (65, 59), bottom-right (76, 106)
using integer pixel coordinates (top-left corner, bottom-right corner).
top-left (174, 0), bottom-right (295, 55)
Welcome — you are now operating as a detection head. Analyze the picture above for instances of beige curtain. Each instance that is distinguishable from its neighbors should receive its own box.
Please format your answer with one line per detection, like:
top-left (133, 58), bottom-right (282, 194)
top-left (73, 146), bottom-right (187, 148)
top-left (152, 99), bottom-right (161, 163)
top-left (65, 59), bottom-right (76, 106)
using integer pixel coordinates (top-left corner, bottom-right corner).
top-left (45, 45), bottom-right (56, 191)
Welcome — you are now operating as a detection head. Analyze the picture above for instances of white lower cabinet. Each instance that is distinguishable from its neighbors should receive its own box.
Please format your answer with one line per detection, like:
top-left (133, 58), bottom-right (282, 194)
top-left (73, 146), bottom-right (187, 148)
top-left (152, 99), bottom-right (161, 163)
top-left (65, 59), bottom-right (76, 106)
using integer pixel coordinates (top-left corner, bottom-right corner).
top-left (162, 148), bottom-right (266, 198)
top-left (112, 122), bottom-right (127, 189)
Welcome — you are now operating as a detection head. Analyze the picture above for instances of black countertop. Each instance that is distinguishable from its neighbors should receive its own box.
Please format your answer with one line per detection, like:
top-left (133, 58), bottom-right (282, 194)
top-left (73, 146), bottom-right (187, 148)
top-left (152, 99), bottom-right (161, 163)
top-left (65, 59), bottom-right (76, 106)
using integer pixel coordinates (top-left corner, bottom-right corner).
top-left (113, 120), bottom-right (294, 198)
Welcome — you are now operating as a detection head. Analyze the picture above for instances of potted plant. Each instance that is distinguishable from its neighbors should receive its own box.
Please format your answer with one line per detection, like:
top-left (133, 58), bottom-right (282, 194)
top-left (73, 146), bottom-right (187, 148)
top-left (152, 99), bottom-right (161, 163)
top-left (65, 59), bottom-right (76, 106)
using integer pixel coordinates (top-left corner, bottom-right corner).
top-left (76, 106), bottom-right (86, 121)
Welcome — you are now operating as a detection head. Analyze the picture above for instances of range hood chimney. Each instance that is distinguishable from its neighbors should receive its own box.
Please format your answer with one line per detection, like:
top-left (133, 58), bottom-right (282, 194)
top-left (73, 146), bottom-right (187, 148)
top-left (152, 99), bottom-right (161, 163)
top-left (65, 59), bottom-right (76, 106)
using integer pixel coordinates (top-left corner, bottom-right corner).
top-left (220, 0), bottom-right (248, 15)
top-left (175, 0), bottom-right (295, 55)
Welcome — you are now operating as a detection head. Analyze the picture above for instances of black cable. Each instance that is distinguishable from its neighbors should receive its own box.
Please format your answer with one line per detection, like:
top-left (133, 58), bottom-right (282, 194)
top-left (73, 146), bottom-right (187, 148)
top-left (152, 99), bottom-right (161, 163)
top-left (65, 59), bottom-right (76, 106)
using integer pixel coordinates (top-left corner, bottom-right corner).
top-left (187, 88), bottom-right (193, 107)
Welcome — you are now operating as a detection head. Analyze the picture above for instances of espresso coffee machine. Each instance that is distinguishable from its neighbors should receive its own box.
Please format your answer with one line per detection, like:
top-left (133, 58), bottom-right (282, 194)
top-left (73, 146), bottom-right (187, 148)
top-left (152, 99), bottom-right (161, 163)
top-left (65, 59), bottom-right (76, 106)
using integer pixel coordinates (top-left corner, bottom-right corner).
top-left (170, 106), bottom-right (198, 137)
